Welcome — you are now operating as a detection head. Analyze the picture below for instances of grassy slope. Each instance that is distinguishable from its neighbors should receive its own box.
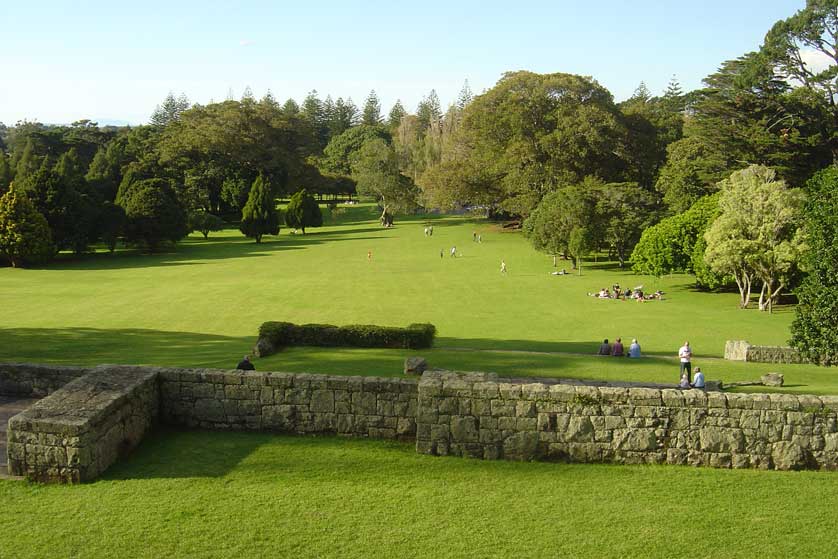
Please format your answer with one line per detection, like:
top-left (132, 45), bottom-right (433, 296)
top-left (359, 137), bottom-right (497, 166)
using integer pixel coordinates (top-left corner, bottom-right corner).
top-left (0, 203), bottom-right (832, 392)
top-left (1, 431), bottom-right (836, 559)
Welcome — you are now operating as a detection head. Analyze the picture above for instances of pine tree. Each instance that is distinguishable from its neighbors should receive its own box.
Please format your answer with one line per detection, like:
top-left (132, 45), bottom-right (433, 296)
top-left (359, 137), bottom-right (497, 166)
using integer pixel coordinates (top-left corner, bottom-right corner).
top-left (239, 174), bottom-right (279, 243)
top-left (14, 138), bottom-right (40, 180)
top-left (282, 99), bottom-right (300, 116)
top-left (388, 100), bottom-right (407, 129)
top-left (285, 189), bottom-right (323, 233)
top-left (150, 92), bottom-right (190, 126)
top-left (456, 80), bottom-right (474, 110)
top-left (0, 183), bottom-right (53, 267)
top-left (631, 81), bottom-right (652, 103)
top-left (362, 90), bottom-right (383, 125)
top-left (417, 90), bottom-right (442, 129)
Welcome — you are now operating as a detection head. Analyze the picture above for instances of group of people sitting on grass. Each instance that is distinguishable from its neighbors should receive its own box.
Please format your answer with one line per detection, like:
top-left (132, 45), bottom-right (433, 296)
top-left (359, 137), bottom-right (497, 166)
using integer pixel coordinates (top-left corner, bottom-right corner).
top-left (598, 337), bottom-right (642, 358)
top-left (588, 284), bottom-right (664, 301)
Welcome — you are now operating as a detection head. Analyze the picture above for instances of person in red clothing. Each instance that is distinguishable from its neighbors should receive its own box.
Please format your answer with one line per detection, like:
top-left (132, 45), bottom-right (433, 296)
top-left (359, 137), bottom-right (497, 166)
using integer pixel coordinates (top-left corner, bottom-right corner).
top-left (611, 337), bottom-right (625, 357)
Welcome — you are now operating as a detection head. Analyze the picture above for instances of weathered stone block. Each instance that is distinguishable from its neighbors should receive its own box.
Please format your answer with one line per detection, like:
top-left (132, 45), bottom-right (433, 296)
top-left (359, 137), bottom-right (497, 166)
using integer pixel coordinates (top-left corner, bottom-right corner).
top-left (450, 416), bottom-right (478, 442)
top-left (503, 432), bottom-right (539, 461)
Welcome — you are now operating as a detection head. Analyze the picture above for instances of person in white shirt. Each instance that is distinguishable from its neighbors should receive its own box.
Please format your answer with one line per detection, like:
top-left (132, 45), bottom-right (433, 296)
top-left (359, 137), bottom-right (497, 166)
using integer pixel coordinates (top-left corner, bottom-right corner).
top-left (691, 367), bottom-right (705, 389)
top-left (678, 341), bottom-right (692, 381)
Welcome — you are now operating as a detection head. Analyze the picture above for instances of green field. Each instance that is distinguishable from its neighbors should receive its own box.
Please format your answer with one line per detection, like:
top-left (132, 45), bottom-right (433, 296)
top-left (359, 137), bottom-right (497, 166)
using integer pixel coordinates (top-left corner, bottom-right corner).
top-left (1, 431), bottom-right (836, 559)
top-left (0, 203), bottom-right (830, 392)
top-left (3, 204), bottom-right (838, 558)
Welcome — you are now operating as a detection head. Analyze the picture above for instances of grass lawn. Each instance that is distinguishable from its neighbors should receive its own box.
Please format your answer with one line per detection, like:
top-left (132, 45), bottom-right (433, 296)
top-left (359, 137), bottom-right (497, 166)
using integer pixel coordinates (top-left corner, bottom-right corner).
top-left (1, 430), bottom-right (836, 559)
top-left (0, 203), bottom-right (830, 392)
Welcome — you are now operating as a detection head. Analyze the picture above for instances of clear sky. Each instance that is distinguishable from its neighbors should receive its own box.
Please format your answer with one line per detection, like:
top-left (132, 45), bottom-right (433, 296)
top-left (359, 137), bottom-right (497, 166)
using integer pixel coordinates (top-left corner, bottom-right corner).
top-left (0, 0), bottom-right (806, 126)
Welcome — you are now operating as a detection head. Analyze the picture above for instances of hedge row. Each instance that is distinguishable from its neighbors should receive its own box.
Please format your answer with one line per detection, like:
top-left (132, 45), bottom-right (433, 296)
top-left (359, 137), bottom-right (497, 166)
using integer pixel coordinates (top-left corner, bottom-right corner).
top-left (255, 321), bottom-right (436, 356)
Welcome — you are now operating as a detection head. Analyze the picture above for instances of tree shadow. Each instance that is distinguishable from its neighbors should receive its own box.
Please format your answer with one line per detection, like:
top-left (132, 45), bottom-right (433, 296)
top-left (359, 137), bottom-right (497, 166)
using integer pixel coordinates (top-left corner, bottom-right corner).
top-left (44, 227), bottom-right (395, 271)
top-left (0, 327), bottom-right (255, 368)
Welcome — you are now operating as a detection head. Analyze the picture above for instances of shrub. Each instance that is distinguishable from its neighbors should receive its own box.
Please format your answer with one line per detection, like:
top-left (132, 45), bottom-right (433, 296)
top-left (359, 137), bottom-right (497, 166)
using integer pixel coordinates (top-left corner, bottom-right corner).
top-left (256, 321), bottom-right (436, 356)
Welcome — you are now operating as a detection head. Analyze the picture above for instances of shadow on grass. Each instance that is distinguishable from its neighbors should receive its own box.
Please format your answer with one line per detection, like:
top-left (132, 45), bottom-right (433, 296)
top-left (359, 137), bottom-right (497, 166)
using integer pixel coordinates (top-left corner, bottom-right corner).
top-left (0, 327), bottom-right (254, 368)
top-left (104, 428), bottom-right (270, 480)
top-left (44, 227), bottom-right (396, 271)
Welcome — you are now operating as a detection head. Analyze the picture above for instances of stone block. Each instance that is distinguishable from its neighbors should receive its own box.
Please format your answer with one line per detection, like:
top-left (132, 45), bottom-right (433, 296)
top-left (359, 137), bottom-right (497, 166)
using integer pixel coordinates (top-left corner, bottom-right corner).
top-left (699, 427), bottom-right (744, 453)
top-left (404, 357), bottom-right (427, 376)
top-left (761, 373), bottom-right (784, 387)
top-left (450, 416), bottom-right (478, 443)
top-left (771, 441), bottom-right (808, 470)
top-left (502, 432), bottom-right (539, 461)
top-left (351, 392), bottom-right (377, 415)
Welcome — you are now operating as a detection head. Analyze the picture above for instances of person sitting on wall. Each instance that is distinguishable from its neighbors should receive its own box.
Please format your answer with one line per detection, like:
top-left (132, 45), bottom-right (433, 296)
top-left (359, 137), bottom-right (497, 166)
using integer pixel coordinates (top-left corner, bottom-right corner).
top-left (611, 337), bottom-right (625, 357)
top-left (598, 338), bottom-right (612, 356)
top-left (679, 372), bottom-right (691, 389)
top-left (628, 338), bottom-right (642, 358)
top-left (236, 355), bottom-right (255, 371)
top-left (691, 367), bottom-right (705, 389)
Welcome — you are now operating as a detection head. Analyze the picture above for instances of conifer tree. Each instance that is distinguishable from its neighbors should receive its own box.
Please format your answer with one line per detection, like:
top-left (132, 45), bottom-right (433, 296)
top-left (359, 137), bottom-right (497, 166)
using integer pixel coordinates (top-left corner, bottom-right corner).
top-left (0, 183), bottom-right (53, 267)
top-left (239, 174), bottom-right (279, 243)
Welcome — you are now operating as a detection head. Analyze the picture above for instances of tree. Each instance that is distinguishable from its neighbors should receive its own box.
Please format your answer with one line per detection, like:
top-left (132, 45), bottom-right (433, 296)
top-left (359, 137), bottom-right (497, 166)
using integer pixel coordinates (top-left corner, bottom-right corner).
top-left (416, 90), bottom-right (442, 130)
top-left (388, 100), bottom-right (407, 129)
top-left (351, 138), bottom-right (418, 225)
top-left (761, 0), bottom-right (838, 160)
top-left (98, 201), bottom-right (126, 252)
top-left (631, 194), bottom-right (721, 279)
top-left (596, 183), bottom-right (661, 267)
top-left (568, 226), bottom-right (592, 275)
top-left (0, 183), bottom-right (53, 267)
top-left (0, 151), bottom-right (12, 194)
top-left (239, 174), bottom-right (279, 243)
top-left (320, 125), bottom-right (391, 176)
top-left (188, 210), bottom-right (225, 239)
top-left (14, 138), bottom-right (40, 181)
top-left (522, 179), bottom-right (599, 259)
top-left (362, 90), bottom-right (383, 125)
top-left (790, 166), bottom-right (838, 364)
top-left (150, 92), bottom-right (190, 126)
top-left (450, 71), bottom-right (628, 216)
top-left (704, 165), bottom-right (806, 310)
top-left (121, 179), bottom-right (189, 251)
top-left (284, 189), bottom-right (323, 233)
top-left (456, 80), bottom-right (474, 110)
top-left (655, 137), bottom-right (728, 212)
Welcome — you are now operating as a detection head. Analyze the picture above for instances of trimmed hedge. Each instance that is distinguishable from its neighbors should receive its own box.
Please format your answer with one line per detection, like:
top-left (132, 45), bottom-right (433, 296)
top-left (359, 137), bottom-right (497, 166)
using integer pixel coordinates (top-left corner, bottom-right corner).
top-left (255, 321), bottom-right (436, 357)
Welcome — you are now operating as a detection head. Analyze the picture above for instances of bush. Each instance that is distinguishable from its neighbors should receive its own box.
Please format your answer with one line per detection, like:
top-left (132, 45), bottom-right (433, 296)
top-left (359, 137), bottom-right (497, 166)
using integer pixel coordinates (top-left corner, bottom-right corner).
top-left (256, 321), bottom-right (436, 356)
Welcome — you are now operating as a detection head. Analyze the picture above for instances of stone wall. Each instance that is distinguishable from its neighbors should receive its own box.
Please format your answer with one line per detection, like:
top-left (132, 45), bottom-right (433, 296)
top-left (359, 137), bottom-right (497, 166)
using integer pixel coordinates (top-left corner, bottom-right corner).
top-left (6, 366), bottom-right (159, 482)
top-left (158, 369), bottom-right (418, 440)
top-left (724, 340), bottom-right (805, 364)
top-left (415, 371), bottom-right (838, 470)
top-left (0, 362), bottom-right (88, 397)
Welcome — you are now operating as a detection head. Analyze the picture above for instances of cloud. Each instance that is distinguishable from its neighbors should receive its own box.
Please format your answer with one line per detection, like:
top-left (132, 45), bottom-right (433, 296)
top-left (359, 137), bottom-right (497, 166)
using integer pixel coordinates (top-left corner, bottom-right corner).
top-left (239, 39), bottom-right (255, 47)
top-left (799, 48), bottom-right (834, 74)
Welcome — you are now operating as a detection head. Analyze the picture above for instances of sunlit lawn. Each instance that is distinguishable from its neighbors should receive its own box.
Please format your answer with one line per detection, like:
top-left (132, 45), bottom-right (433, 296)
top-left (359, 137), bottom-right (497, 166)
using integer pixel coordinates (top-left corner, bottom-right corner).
top-left (0, 203), bottom-right (830, 392)
top-left (1, 430), bottom-right (836, 559)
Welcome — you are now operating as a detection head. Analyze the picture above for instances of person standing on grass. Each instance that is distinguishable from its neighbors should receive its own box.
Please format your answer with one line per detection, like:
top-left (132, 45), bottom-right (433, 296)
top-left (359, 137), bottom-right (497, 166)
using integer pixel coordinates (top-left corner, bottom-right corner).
top-left (500, 260), bottom-right (507, 273)
top-left (691, 367), bottom-right (705, 389)
top-left (236, 355), bottom-right (255, 371)
top-left (368, 250), bottom-right (372, 262)
top-left (440, 249), bottom-right (444, 259)
top-left (451, 246), bottom-right (457, 257)
top-left (678, 341), bottom-right (692, 381)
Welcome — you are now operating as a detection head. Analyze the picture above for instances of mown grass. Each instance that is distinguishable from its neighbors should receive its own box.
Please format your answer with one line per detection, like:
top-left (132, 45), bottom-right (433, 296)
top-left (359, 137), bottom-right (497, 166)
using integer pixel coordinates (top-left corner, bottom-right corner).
top-left (0, 203), bottom-right (829, 392)
top-left (1, 430), bottom-right (836, 559)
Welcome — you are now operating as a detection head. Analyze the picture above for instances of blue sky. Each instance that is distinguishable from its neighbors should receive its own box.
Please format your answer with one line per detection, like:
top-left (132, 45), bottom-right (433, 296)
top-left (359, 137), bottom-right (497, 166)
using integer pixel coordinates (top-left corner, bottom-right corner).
top-left (0, 0), bottom-right (806, 125)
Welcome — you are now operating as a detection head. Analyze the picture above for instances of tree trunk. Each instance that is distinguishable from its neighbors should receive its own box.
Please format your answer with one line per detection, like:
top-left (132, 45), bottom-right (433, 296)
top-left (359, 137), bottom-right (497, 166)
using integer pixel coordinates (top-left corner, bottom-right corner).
top-left (734, 270), bottom-right (752, 308)
top-left (758, 283), bottom-right (768, 312)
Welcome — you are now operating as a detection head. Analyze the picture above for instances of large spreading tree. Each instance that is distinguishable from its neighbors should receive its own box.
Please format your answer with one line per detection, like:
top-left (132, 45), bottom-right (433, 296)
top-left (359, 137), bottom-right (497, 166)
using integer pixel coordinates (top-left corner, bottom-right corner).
top-left (703, 165), bottom-right (805, 311)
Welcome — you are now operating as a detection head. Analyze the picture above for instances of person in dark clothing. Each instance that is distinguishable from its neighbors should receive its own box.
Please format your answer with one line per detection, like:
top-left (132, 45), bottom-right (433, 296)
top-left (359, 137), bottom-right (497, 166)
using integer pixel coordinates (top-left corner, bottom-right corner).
top-left (236, 355), bottom-right (255, 370)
